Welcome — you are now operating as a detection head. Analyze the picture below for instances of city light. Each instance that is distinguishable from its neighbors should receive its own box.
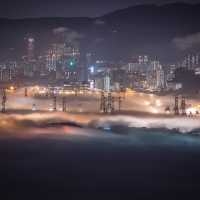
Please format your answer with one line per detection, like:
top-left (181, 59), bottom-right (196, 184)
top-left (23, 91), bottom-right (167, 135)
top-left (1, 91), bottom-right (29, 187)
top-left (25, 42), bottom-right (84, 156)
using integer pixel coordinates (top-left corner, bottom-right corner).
top-left (32, 104), bottom-right (37, 111)
top-left (90, 66), bottom-right (95, 74)
top-left (151, 108), bottom-right (159, 114)
top-left (186, 107), bottom-right (200, 116)
top-left (10, 86), bottom-right (15, 90)
top-left (156, 99), bottom-right (162, 107)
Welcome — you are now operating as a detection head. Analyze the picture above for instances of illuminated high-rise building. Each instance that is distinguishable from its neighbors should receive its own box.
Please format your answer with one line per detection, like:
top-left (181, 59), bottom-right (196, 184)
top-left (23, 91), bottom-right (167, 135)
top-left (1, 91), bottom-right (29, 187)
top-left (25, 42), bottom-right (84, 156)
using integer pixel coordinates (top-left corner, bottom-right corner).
top-left (27, 37), bottom-right (35, 62)
top-left (182, 53), bottom-right (200, 70)
top-left (45, 42), bottom-right (82, 82)
top-left (138, 55), bottom-right (149, 64)
top-left (147, 60), bottom-right (165, 91)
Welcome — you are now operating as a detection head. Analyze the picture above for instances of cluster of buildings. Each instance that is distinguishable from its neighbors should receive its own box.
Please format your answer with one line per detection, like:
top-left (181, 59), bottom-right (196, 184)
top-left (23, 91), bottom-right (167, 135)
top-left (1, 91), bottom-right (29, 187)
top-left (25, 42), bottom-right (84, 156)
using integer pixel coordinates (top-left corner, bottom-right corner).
top-left (1, 33), bottom-right (200, 93)
top-left (20, 37), bottom-right (86, 83)
top-left (88, 53), bottom-right (200, 93)
top-left (0, 35), bottom-right (85, 85)
top-left (0, 61), bottom-right (17, 82)
top-left (181, 54), bottom-right (200, 71)
top-left (88, 56), bottom-right (166, 92)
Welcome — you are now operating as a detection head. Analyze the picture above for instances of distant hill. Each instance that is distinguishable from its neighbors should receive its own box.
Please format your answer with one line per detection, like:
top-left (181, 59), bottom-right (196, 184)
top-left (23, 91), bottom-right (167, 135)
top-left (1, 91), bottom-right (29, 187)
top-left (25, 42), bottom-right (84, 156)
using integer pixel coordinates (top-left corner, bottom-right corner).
top-left (1, 3), bottom-right (200, 63)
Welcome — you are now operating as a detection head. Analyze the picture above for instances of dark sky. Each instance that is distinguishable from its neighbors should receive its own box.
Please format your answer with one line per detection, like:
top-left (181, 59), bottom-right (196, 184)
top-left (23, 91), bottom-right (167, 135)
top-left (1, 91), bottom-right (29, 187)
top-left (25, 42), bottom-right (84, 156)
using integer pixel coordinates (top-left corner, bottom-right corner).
top-left (1, 0), bottom-right (200, 18)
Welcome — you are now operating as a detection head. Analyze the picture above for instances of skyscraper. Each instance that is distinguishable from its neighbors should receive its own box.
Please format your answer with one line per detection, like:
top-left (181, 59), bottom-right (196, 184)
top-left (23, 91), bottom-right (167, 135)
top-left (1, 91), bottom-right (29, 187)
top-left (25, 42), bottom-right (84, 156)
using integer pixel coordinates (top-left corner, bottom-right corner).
top-left (27, 37), bottom-right (35, 62)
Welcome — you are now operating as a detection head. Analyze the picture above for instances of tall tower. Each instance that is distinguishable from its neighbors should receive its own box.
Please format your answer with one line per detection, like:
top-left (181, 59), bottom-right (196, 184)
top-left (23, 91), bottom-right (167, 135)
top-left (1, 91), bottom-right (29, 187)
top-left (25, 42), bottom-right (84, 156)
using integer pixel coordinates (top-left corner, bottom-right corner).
top-left (27, 37), bottom-right (35, 61)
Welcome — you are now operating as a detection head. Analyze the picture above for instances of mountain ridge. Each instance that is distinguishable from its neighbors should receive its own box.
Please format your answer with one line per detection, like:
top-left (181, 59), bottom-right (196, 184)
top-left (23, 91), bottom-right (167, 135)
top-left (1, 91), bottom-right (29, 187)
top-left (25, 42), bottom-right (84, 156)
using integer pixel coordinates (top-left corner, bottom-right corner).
top-left (1, 3), bottom-right (200, 63)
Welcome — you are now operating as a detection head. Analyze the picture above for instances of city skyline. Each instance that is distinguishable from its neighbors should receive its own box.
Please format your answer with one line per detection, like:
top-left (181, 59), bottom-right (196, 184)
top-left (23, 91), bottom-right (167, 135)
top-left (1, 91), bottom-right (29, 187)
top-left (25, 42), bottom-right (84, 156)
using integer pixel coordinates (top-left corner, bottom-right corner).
top-left (1, 1), bottom-right (200, 199)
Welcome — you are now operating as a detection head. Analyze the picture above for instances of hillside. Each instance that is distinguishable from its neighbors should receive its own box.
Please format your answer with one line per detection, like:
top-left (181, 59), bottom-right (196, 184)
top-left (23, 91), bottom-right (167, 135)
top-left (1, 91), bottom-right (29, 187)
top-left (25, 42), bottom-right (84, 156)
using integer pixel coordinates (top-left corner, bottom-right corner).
top-left (1, 3), bottom-right (200, 63)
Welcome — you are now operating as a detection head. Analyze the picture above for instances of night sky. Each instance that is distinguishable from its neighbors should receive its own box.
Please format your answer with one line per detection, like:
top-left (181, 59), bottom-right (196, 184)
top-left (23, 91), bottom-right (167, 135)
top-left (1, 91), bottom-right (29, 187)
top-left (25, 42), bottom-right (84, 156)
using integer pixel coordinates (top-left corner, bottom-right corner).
top-left (1, 0), bottom-right (200, 18)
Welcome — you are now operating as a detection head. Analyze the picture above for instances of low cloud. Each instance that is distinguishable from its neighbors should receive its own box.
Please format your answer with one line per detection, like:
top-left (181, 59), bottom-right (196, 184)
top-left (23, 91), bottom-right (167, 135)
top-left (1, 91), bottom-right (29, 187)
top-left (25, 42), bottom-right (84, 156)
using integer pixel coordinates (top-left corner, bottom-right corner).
top-left (173, 32), bottom-right (200, 51)
top-left (94, 19), bottom-right (105, 25)
top-left (53, 27), bottom-right (68, 34)
top-left (53, 27), bottom-right (84, 47)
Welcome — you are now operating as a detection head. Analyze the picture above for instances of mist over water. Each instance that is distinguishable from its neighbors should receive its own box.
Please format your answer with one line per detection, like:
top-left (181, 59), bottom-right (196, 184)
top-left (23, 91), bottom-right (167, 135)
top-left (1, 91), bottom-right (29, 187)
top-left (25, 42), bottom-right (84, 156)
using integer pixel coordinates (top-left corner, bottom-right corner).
top-left (1, 111), bottom-right (200, 197)
top-left (1, 112), bottom-right (200, 133)
top-left (1, 112), bottom-right (200, 144)
top-left (91, 115), bottom-right (200, 134)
